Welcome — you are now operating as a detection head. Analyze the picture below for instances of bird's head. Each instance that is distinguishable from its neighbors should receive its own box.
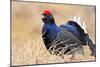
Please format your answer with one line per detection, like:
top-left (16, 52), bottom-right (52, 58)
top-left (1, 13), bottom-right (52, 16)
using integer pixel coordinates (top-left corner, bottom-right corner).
top-left (42, 10), bottom-right (55, 24)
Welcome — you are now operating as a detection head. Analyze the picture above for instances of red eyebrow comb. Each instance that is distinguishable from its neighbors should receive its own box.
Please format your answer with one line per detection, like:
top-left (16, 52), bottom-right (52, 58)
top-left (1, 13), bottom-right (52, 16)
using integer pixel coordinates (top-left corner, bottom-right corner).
top-left (43, 10), bottom-right (52, 15)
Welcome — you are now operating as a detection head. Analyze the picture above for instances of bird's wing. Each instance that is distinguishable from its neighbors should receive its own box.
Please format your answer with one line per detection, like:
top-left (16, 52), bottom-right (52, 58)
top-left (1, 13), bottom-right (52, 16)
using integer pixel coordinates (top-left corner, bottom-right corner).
top-left (55, 28), bottom-right (84, 55)
top-left (59, 24), bottom-right (80, 38)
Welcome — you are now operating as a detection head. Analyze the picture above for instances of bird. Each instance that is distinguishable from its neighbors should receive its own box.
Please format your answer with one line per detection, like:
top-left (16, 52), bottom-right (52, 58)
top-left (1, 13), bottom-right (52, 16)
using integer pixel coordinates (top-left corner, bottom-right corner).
top-left (41, 10), bottom-right (96, 58)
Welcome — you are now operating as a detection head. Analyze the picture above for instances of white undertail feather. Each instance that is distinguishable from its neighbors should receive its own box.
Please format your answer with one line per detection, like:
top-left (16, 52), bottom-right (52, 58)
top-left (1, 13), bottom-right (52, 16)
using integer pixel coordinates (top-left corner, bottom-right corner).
top-left (71, 16), bottom-right (87, 33)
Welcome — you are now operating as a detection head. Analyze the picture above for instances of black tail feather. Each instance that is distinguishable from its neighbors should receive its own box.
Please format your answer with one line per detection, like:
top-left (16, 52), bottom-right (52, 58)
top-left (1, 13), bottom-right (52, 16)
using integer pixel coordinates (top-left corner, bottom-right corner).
top-left (85, 34), bottom-right (96, 57)
top-left (87, 38), bottom-right (96, 57)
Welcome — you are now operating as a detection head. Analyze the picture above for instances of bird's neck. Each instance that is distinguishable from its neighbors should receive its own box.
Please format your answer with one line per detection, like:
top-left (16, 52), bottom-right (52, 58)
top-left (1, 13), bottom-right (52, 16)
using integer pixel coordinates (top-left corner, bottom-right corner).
top-left (44, 18), bottom-right (55, 24)
top-left (46, 22), bottom-right (56, 25)
top-left (45, 22), bottom-right (58, 29)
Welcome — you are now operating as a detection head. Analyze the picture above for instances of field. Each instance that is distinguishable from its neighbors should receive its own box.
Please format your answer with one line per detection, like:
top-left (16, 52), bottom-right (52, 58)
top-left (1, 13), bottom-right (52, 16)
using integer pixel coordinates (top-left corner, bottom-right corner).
top-left (11, 1), bottom-right (96, 66)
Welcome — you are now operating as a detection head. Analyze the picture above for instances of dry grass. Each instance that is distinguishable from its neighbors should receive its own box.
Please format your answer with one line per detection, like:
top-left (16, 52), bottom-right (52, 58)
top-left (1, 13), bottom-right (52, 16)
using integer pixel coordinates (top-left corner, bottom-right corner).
top-left (11, 1), bottom-right (96, 66)
top-left (12, 31), bottom-right (95, 66)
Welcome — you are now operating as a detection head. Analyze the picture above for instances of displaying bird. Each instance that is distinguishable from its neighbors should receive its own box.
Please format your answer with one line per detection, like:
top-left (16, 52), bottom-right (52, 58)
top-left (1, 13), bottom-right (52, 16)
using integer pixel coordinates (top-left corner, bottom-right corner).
top-left (41, 10), bottom-right (96, 58)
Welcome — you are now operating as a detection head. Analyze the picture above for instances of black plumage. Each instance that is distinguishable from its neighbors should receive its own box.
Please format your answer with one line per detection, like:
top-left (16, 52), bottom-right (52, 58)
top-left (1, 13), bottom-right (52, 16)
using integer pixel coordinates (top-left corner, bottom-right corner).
top-left (41, 10), bottom-right (96, 58)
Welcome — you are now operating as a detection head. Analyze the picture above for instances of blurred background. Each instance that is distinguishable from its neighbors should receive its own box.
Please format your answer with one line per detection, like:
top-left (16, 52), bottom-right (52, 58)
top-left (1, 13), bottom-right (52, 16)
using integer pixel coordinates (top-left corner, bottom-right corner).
top-left (11, 1), bottom-right (96, 66)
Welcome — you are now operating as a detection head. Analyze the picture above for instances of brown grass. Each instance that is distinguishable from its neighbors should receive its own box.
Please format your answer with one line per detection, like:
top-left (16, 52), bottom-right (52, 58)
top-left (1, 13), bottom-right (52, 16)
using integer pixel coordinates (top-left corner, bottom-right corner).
top-left (12, 31), bottom-right (95, 66)
top-left (11, 1), bottom-right (96, 66)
